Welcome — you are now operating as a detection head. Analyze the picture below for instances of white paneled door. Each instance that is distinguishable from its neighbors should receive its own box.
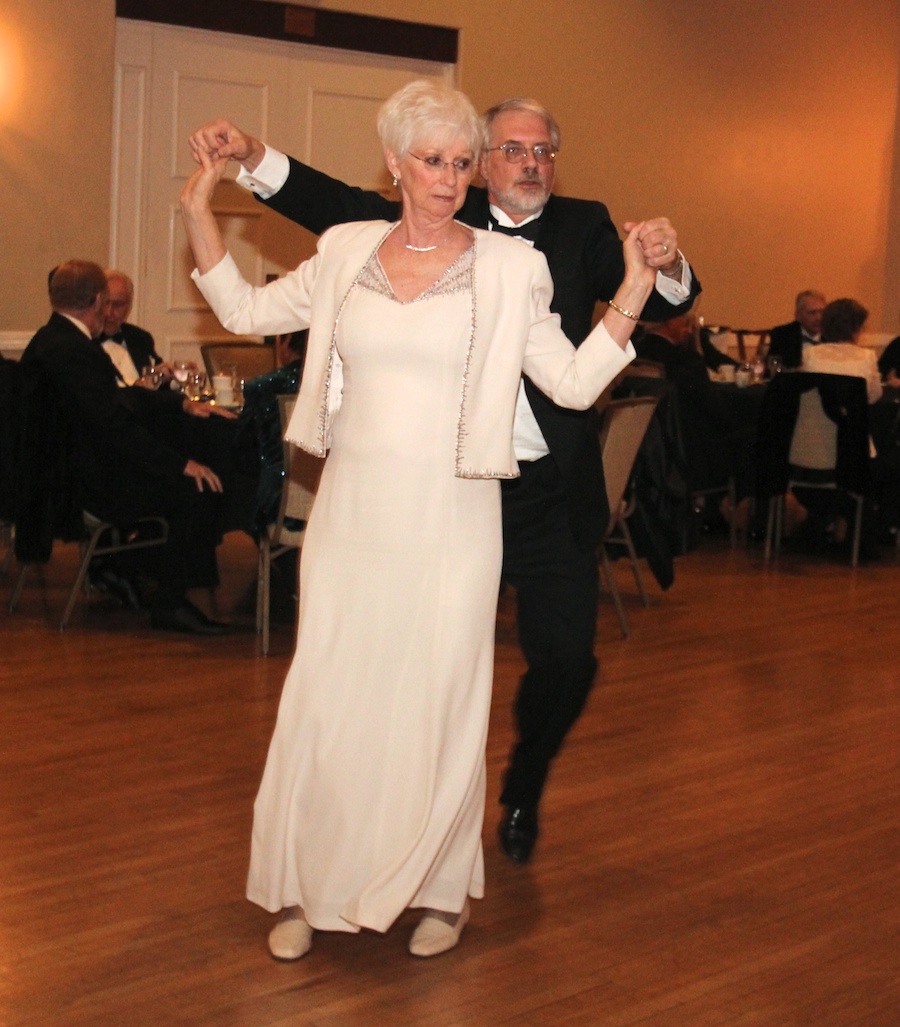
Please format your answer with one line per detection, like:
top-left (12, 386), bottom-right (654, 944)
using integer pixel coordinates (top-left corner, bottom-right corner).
top-left (112, 19), bottom-right (452, 365)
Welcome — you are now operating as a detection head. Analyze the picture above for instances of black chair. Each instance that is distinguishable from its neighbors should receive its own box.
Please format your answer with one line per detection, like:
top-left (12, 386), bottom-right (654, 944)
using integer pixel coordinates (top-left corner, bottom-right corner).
top-left (756, 372), bottom-right (870, 566)
top-left (7, 362), bottom-right (168, 628)
top-left (610, 376), bottom-right (693, 590)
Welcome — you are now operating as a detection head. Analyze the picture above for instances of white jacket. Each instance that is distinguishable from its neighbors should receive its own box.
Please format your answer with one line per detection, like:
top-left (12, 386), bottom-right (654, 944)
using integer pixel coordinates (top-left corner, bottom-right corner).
top-left (193, 221), bottom-right (634, 478)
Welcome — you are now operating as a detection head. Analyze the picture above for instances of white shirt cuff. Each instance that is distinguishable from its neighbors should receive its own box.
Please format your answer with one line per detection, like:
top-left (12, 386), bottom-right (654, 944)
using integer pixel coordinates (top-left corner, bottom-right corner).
top-left (655, 250), bottom-right (692, 303)
top-left (235, 146), bottom-right (290, 199)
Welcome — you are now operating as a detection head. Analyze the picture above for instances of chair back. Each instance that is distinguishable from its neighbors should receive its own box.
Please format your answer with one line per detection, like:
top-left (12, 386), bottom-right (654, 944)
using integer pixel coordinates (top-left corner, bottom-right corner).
top-left (756, 371), bottom-right (870, 498)
top-left (200, 342), bottom-right (276, 383)
top-left (627, 358), bottom-right (667, 379)
top-left (12, 360), bottom-right (83, 563)
top-left (788, 390), bottom-right (837, 469)
top-left (599, 396), bottom-right (660, 532)
top-left (0, 356), bottom-right (20, 525)
top-left (272, 395), bottom-right (320, 544)
top-left (734, 329), bottom-right (770, 364)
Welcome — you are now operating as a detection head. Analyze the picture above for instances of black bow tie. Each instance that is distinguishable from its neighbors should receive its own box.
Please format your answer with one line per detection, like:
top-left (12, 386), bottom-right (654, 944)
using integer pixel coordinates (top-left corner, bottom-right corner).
top-left (488, 215), bottom-right (541, 243)
top-left (99, 332), bottom-right (124, 344)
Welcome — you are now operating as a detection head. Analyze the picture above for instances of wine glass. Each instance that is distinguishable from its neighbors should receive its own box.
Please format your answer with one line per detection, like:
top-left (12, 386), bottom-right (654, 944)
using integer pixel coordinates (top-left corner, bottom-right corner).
top-left (184, 371), bottom-right (208, 402)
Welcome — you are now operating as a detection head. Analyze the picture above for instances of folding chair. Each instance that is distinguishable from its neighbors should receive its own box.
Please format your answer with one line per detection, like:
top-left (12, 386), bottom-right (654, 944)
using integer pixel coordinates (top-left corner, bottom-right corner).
top-left (598, 395), bottom-right (661, 637)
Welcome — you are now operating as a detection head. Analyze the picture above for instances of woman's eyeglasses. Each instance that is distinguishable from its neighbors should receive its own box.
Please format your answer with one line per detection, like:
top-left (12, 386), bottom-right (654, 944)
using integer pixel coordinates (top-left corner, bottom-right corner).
top-left (408, 153), bottom-right (474, 174)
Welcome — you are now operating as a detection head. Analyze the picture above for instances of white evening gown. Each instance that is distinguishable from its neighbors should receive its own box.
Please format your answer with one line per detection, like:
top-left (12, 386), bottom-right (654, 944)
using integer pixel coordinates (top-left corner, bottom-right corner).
top-left (246, 245), bottom-right (502, 932)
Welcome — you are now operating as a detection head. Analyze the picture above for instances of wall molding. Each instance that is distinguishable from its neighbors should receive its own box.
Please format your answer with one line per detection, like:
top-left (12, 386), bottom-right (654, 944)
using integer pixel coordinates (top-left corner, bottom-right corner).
top-left (0, 331), bottom-right (34, 359)
top-left (116, 0), bottom-right (457, 63)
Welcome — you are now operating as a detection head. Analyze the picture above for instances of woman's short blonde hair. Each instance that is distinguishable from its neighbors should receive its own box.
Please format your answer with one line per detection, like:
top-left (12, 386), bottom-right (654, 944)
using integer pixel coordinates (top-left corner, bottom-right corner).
top-left (377, 80), bottom-right (480, 160)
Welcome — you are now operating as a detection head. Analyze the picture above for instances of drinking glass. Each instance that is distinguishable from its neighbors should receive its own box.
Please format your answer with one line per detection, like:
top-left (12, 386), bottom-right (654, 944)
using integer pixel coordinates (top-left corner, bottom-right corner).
top-left (184, 371), bottom-right (208, 402)
top-left (735, 362), bottom-right (753, 388)
top-left (767, 355), bottom-right (783, 377)
top-left (173, 360), bottom-right (191, 390)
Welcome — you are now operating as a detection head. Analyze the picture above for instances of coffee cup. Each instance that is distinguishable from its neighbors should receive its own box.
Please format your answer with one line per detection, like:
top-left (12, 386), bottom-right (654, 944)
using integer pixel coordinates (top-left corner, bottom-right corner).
top-left (213, 373), bottom-right (234, 406)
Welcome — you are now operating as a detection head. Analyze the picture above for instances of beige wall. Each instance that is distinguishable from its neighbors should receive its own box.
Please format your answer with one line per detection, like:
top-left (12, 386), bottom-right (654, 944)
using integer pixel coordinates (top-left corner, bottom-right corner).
top-left (1, 0), bottom-right (116, 333)
top-left (2, 0), bottom-right (900, 335)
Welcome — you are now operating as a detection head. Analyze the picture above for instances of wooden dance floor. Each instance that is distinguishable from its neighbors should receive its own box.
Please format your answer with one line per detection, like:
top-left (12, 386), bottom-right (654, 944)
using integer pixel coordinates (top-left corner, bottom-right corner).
top-left (2, 532), bottom-right (898, 1025)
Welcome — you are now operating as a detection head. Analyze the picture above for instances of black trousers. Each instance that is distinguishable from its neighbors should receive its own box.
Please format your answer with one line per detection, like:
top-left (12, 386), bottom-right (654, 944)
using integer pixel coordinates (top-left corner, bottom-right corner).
top-left (499, 455), bottom-right (599, 809)
top-left (79, 469), bottom-right (223, 607)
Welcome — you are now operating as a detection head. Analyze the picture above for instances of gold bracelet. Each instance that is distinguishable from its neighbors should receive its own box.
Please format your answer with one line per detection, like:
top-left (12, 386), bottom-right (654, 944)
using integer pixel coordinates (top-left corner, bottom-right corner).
top-left (608, 300), bottom-right (640, 321)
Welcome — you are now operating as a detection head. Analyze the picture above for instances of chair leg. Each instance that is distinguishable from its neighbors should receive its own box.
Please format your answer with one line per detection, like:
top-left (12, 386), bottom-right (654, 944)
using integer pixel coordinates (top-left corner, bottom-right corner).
top-left (60, 528), bottom-right (105, 630)
top-left (9, 563), bottom-right (29, 611)
top-left (850, 495), bottom-right (863, 567)
top-left (619, 520), bottom-right (649, 607)
top-left (255, 542), bottom-right (265, 634)
top-left (261, 542), bottom-right (272, 656)
top-left (728, 478), bottom-right (738, 549)
top-left (599, 545), bottom-right (629, 639)
top-left (764, 496), bottom-right (776, 561)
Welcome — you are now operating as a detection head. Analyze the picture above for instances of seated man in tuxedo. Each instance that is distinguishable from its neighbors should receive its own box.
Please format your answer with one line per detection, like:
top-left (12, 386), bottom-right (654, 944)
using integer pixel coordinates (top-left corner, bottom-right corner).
top-left (23, 259), bottom-right (233, 634)
top-left (97, 268), bottom-right (172, 387)
top-left (767, 289), bottom-right (826, 369)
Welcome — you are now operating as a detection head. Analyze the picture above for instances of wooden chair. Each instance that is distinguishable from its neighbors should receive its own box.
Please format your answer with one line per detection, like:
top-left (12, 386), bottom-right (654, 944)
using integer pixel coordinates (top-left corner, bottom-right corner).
top-left (256, 395), bottom-right (320, 654)
top-left (627, 358), bottom-right (667, 379)
top-left (733, 329), bottom-right (770, 365)
top-left (200, 342), bottom-right (275, 384)
top-left (598, 395), bottom-right (661, 637)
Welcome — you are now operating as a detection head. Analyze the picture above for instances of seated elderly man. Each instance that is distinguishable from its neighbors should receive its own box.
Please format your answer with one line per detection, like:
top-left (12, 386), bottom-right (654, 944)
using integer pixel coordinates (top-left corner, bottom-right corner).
top-left (22, 259), bottom-right (235, 633)
top-left (98, 268), bottom-right (172, 387)
top-left (768, 289), bottom-right (826, 369)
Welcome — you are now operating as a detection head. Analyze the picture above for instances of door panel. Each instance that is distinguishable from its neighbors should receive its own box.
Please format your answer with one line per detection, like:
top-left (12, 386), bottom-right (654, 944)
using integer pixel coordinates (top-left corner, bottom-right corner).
top-left (113, 20), bottom-right (453, 365)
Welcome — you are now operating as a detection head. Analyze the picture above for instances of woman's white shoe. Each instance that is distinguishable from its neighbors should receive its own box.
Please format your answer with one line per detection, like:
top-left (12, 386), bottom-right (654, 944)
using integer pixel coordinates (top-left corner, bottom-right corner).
top-left (408, 901), bottom-right (470, 957)
top-left (268, 908), bottom-right (314, 961)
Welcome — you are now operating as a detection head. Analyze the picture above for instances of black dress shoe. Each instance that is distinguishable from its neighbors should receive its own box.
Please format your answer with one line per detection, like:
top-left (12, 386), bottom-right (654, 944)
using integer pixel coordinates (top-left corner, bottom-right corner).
top-left (150, 601), bottom-right (229, 636)
top-left (498, 805), bottom-right (539, 864)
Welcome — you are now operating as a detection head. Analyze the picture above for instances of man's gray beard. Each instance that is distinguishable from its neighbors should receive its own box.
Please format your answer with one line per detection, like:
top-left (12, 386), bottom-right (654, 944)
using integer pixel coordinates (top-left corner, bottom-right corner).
top-left (491, 182), bottom-right (550, 218)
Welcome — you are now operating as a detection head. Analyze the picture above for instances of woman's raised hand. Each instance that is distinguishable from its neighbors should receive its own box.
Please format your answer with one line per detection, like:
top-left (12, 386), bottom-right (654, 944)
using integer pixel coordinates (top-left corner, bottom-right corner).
top-left (180, 145), bottom-right (230, 275)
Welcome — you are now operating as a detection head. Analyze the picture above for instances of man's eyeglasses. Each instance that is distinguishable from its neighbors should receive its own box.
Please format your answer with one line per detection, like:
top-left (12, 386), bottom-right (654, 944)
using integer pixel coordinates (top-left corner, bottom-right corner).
top-left (408, 152), bottom-right (474, 174)
top-left (485, 144), bottom-right (558, 165)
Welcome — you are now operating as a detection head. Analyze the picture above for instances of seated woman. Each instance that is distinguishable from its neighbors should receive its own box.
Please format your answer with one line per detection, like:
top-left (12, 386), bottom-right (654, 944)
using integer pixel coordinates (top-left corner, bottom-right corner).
top-left (794, 298), bottom-right (883, 553)
top-left (803, 298), bottom-right (881, 403)
top-left (233, 330), bottom-right (308, 535)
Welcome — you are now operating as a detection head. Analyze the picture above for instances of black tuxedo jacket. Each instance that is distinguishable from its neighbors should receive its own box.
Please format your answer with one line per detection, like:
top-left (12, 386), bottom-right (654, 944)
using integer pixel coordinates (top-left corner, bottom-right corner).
top-left (260, 159), bottom-right (701, 547)
top-left (767, 320), bottom-right (805, 369)
top-left (21, 313), bottom-right (187, 493)
top-left (100, 322), bottom-right (162, 381)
